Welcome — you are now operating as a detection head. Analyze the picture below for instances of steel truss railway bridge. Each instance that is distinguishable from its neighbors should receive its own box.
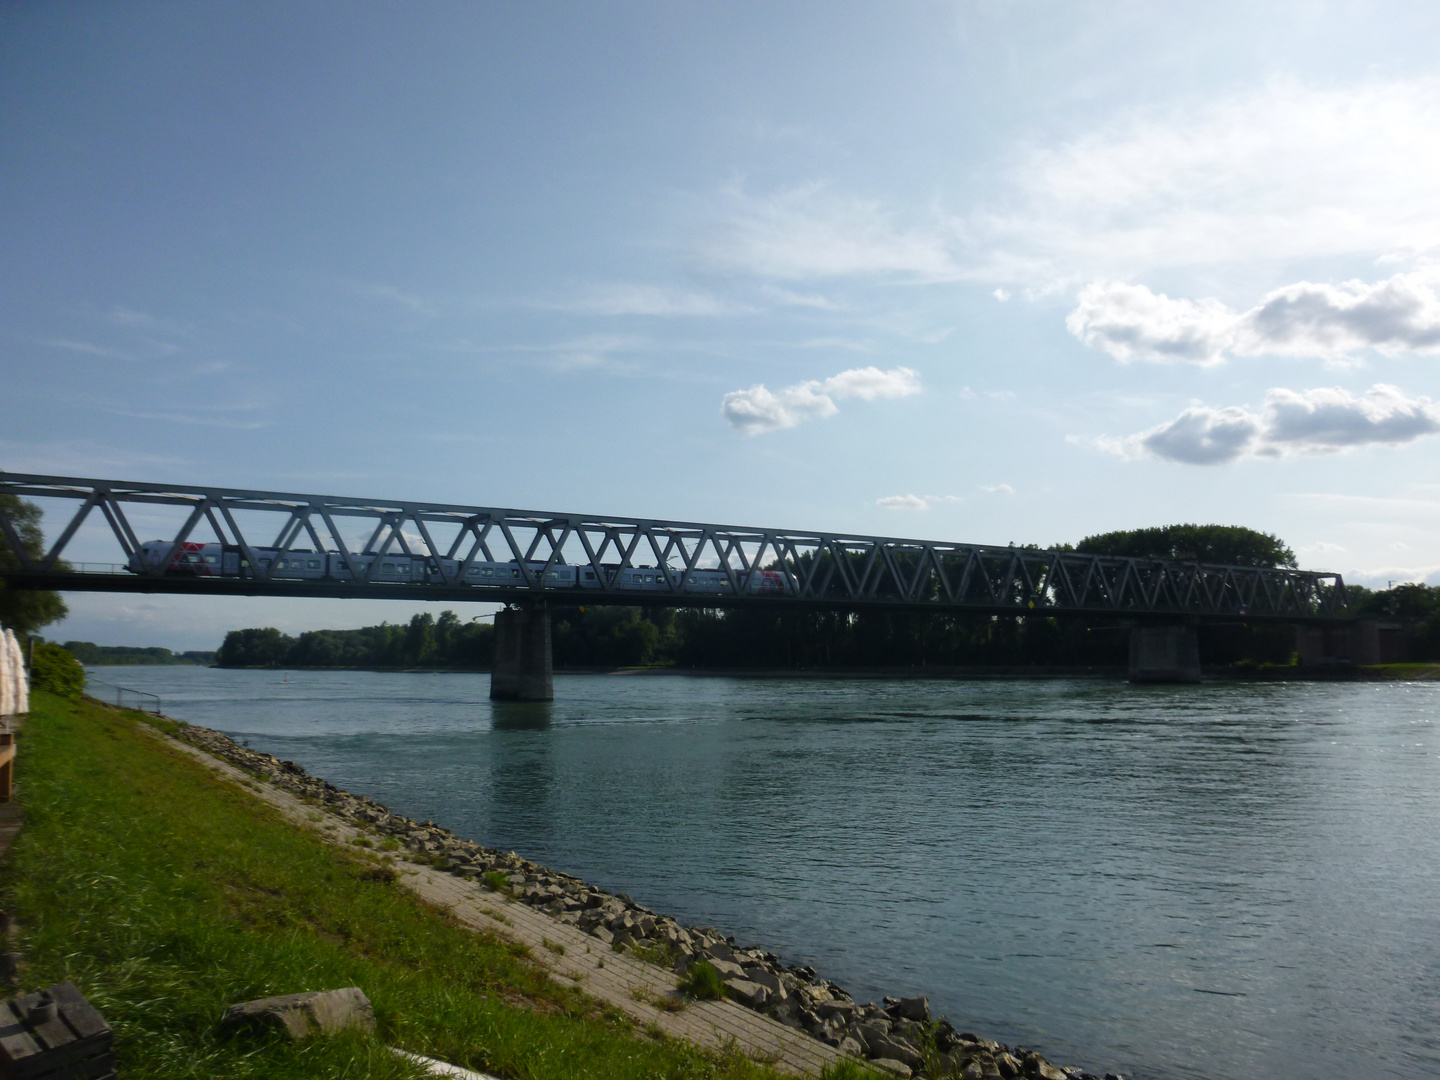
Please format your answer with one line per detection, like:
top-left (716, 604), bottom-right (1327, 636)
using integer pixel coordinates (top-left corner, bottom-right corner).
top-left (1, 473), bottom-right (1354, 698)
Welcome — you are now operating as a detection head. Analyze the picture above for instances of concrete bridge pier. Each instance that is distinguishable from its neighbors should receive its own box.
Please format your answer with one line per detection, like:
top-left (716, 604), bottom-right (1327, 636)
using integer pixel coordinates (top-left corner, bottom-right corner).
top-left (490, 607), bottom-right (553, 701)
top-left (1128, 624), bottom-right (1201, 683)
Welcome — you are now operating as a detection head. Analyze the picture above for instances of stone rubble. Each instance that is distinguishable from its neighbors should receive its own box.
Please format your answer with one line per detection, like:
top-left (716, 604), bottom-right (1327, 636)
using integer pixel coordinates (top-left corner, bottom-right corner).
top-left (223, 986), bottom-right (376, 1040)
top-left (179, 722), bottom-right (1127, 1080)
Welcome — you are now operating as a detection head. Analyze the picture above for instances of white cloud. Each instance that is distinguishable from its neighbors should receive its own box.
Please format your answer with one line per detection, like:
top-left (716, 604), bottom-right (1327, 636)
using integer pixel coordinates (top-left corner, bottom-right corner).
top-left (722, 366), bottom-right (920, 434)
top-left (1264, 384), bottom-right (1440, 447)
top-left (760, 286), bottom-right (837, 310)
top-left (876, 493), bottom-right (962, 510)
top-left (1234, 272), bottom-right (1440, 359)
top-left (1129, 405), bottom-right (1266, 464)
top-left (1336, 565), bottom-right (1440, 590)
top-left (705, 183), bottom-right (960, 282)
top-left (1070, 270), bottom-right (1440, 365)
top-left (978, 78), bottom-right (1440, 286)
top-left (108, 305), bottom-right (187, 335)
top-left (877, 494), bottom-right (929, 510)
top-left (41, 338), bottom-right (133, 360)
top-left (695, 79), bottom-right (1440, 296)
top-left (1066, 282), bottom-right (1234, 365)
top-left (346, 282), bottom-right (437, 317)
top-left (1097, 384), bottom-right (1440, 464)
top-left (821, 365), bottom-right (921, 401)
top-left (979, 484), bottom-right (1015, 494)
top-left (560, 284), bottom-right (744, 317)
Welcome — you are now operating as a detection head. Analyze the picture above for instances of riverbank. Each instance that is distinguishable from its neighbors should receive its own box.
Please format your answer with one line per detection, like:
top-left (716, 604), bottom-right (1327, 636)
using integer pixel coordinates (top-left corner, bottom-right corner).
top-left (0, 690), bottom-right (828, 1080)
top-left (6, 689), bottom-right (1113, 1079)
top-left (170, 714), bottom-right (1108, 1080)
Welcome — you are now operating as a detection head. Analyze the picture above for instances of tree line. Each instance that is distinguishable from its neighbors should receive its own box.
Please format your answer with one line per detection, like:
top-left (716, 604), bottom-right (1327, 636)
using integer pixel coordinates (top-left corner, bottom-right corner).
top-left (215, 525), bottom-right (1320, 670)
top-left (62, 642), bottom-right (217, 666)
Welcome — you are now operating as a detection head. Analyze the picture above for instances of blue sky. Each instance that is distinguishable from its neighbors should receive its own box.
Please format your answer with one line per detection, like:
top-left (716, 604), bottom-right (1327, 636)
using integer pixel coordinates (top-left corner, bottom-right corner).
top-left (7, 2), bottom-right (1440, 649)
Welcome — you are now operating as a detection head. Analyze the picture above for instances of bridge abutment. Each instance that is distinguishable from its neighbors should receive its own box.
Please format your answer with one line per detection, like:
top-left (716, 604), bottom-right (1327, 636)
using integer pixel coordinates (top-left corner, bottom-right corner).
top-left (490, 608), bottom-right (553, 702)
top-left (1128, 625), bottom-right (1201, 683)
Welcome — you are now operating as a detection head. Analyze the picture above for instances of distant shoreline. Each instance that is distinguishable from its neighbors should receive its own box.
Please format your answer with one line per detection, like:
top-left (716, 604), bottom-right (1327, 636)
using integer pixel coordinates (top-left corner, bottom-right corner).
top-left (96, 661), bottom-right (1440, 681)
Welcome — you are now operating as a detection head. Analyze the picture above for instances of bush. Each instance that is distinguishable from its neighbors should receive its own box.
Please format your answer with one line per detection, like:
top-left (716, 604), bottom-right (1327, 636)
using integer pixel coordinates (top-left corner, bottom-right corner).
top-left (29, 642), bottom-right (84, 699)
top-left (679, 959), bottom-right (726, 1001)
top-left (820, 1062), bottom-right (890, 1080)
top-left (483, 869), bottom-right (512, 894)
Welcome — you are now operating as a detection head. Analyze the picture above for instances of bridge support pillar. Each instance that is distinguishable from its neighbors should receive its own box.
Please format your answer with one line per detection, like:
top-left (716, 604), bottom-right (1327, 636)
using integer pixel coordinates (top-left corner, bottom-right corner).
top-left (1128, 625), bottom-right (1201, 684)
top-left (490, 608), bottom-right (553, 702)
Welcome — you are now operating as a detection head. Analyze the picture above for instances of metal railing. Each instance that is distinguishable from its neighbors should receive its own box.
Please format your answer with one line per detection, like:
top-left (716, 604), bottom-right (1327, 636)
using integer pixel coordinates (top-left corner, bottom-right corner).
top-left (87, 678), bottom-right (162, 715)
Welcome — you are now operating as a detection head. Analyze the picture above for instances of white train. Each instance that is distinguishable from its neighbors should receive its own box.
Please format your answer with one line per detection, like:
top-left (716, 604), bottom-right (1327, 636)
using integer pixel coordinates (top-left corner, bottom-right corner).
top-left (127, 540), bottom-right (792, 595)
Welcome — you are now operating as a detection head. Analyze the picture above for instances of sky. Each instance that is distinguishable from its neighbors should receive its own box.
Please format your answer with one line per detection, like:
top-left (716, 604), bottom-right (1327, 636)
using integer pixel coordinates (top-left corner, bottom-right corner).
top-left (6, 1), bottom-right (1440, 650)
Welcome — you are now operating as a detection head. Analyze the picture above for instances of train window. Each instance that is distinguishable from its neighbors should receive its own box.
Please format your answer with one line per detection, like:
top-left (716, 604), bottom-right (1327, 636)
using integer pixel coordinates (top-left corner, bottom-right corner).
top-left (308, 560), bottom-right (320, 569)
top-left (205, 555), bottom-right (217, 564)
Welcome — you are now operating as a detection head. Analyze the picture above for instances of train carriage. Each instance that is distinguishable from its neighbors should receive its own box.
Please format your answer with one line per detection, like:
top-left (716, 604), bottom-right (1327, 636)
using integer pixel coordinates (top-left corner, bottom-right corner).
top-left (127, 541), bottom-right (792, 596)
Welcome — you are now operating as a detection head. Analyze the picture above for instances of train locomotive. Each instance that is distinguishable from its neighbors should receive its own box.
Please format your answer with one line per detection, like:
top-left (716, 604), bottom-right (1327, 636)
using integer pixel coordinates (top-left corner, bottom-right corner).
top-left (126, 540), bottom-right (792, 596)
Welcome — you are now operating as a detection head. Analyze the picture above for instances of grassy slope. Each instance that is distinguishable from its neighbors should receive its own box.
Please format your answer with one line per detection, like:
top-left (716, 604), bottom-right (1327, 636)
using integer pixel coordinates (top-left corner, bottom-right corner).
top-left (2, 691), bottom-right (791, 1080)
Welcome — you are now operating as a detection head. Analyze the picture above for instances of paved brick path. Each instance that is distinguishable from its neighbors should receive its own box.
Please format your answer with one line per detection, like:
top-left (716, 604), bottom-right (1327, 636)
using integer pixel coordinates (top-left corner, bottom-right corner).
top-left (153, 723), bottom-right (848, 1077)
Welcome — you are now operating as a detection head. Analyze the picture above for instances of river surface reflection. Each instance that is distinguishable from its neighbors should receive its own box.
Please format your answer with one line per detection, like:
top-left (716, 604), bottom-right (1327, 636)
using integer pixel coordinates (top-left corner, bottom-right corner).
top-left (90, 667), bottom-right (1440, 1080)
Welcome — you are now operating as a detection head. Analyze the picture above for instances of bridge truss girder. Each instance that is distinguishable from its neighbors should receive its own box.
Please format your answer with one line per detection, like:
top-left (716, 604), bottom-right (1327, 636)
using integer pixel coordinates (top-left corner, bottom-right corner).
top-left (0, 473), bottom-right (1352, 623)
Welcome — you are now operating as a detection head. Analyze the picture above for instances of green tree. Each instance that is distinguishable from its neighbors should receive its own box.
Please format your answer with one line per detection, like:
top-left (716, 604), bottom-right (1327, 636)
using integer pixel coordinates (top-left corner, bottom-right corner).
top-left (30, 642), bottom-right (85, 698)
top-left (217, 627), bottom-right (292, 667)
top-left (404, 612), bottom-right (438, 666)
top-left (0, 494), bottom-right (69, 634)
top-left (1075, 524), bottom-right (1296, 568)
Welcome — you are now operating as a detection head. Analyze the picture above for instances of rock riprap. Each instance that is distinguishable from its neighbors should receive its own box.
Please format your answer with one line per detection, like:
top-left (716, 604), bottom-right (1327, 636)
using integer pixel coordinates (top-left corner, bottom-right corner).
top-left (178, 723), bottom-right (1125, 1080)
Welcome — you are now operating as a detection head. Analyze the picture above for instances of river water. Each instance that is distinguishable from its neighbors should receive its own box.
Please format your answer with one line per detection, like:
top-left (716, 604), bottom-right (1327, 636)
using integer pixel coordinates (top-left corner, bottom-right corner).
top-left (87, 666), bottom-right (1440, 1080)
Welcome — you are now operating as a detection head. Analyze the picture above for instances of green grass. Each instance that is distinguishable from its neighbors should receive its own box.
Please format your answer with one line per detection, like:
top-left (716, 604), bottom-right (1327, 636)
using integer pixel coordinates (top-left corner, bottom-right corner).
top-left (628, 938), bottom-right (681, 968)
top-left (818, 1061), bottom-right (890, 1080)
top-left (483, 869), bottom-right (513, 894)
top-left (678, 960), bottom-right (726, 1002)
top-left (2, 692), bottom-right (789, 1080)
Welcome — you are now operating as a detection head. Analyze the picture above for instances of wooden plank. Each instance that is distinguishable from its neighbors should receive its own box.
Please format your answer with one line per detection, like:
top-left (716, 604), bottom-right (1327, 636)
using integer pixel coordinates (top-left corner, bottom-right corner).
top-left (0, 985), bottom-right (113, 1080)
top-left (49, 983), bottom-right (110, 1043)
top-left (0, 999), bottom-right (44, 1071)
top-left (13, 990), bottom-right (76, 1051)
top-left (7, 1031), bottom-right (113, 1079)
top-left (23, 1052), bottom-right (115, 1080)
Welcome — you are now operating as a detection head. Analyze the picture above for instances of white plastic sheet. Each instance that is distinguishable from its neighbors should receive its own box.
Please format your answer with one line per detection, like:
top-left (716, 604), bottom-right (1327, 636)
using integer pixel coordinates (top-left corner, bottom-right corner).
top-left (0, 629), bottom-right (28, 717)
